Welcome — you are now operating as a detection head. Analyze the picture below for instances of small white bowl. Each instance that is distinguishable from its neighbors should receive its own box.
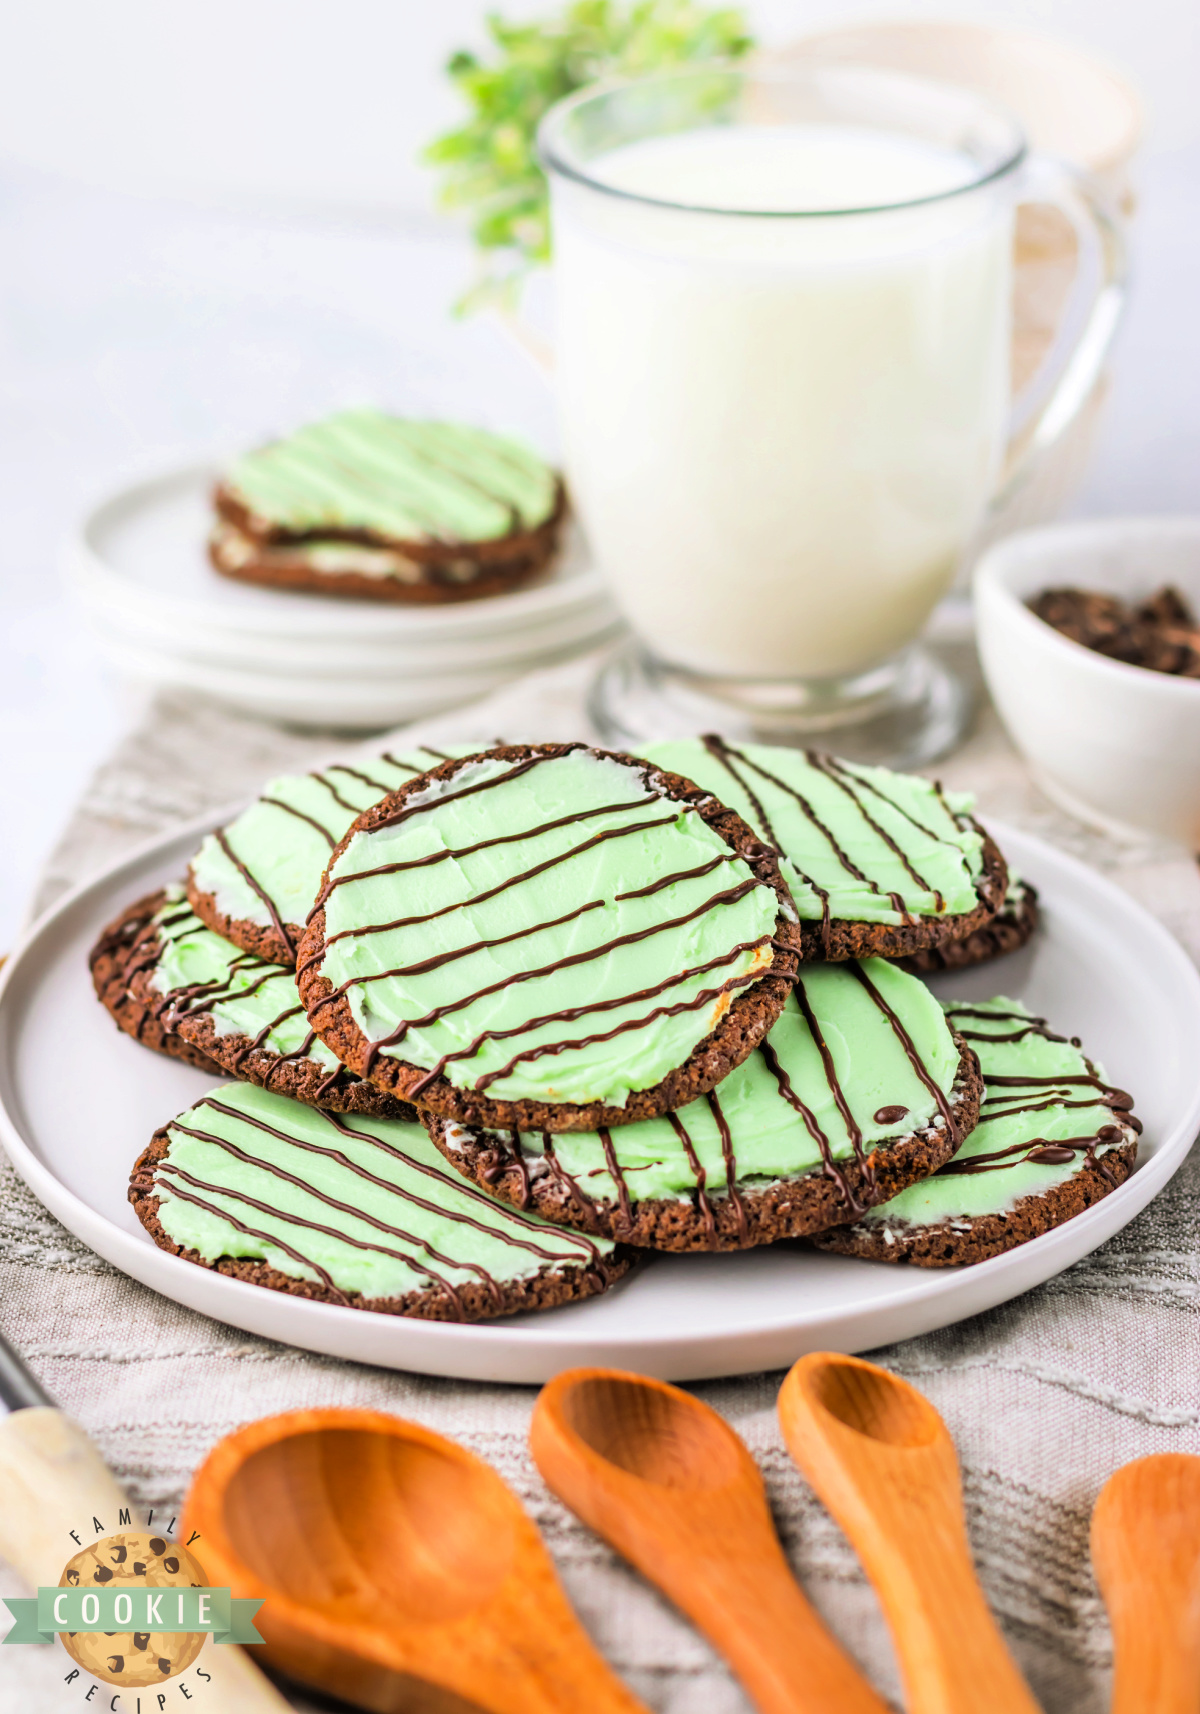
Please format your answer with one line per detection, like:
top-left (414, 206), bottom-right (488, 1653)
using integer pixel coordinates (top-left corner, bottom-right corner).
top-left (975, 517), bottom-right (1200, 846)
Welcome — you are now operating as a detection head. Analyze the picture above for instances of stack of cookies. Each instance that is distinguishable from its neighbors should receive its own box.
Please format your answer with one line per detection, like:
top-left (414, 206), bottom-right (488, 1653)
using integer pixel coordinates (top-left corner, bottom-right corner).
top-left (92, 740), bottom-right (1141, 1324)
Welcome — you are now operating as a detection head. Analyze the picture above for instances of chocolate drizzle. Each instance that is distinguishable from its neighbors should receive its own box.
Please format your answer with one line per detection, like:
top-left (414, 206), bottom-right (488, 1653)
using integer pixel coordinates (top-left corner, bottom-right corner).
top-left (314, 796), bottom-right (663, 903)
top-left (342, 879), bottom-right (769, 1082)
top-left (320, 811), bottom-right (713, 945)
top-left (258, 798), bottom-right (338, 848)
top-left (152, 1094), bottom-right (608, 1319)
top-left (213, 827), bottom-right (296, 959)
top-left (701, 735), bottom-right (785, 854)
top-left (684, 739), bottom-right (993, 937)
top-left (700, 735), bottom-right (833, 952)
top-left (371, 746), bottom-right (585, 835)
top-left (806, 754), bottom-right (942, 913)
top-left (467, 962), bottom-right (966, 1227)
top-left (597, 1129), bottom-right (633, 1228)
top-left (758, 1036), bottom-right (863, 1215)
top-left (917, 1004), bottom-right (1139, 1195)
top-left (195, 748), bottom-right (466, 950)
top-left (154, 1176), bottom-right (350, 1305)
top-left (846, 963), bottom-right (961, 1145)
top-left (140, 901), bottom-right (366, 1091)
top-left (409, 943), bottom-right (770, 1096)
top-left (667, 1112), bottom-right (716, 1243)
top-left (875, 1105), bottom-right (909, 1124)
top-left (793, 974), bottom-right (875, 1190)
top-left (940, 1125), bottom-right (1124, 1186)
top-left (706, 1090), bottom-right (748, 1239)
top-left (949, 1005), bottom-right (1078, 1048)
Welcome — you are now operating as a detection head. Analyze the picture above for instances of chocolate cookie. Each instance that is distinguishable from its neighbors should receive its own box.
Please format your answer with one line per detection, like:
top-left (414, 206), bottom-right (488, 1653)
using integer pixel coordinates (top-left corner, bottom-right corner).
top-left (90, 892), bottom-right (224, 1075)
top-left (211, 408), bottom-right (565, 604)
top-left (130, 1083), bottom-right (631, 1320)
top-left (297, 743), bottom-right (802, 1133)
top-left (898, 880), bottom-right (1039, 975)
top-left (113, 886), bottom-right (414, 1120)
top-left (645, 738), bottom-right (1007, 961)
top-left (188, 744), bottom-right (475, 966)
top-left (814, 997), bottom-right (1139, 1267)
top-left (425, 958), bottom-right (982, 1251)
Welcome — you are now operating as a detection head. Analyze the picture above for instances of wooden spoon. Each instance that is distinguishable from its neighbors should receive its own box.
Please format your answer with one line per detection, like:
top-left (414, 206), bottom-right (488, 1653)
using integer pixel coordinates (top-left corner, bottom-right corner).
top-left (1092, 1452), bottom-right (1200, 1713)
top-left (183, 1406), bottom-right (650, 1714)
top-left (530, 1366), bottom-right (889, 1714)
top-left (778, 1353), bottom-right (1041, 1714)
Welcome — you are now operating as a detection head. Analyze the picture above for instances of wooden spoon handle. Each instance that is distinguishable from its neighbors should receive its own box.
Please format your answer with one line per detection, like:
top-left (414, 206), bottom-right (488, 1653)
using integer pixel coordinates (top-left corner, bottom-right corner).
top-left (779, 1358), bottom-right (1041, 1714)
top-left (655, 1540), bottom-right (891, 1714)
top-left (1092, 1453), bottom-right (1200, 1714)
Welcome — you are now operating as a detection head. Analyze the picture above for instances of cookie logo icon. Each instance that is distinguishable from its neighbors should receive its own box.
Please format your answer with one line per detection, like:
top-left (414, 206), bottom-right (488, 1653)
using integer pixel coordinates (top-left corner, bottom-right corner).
top-left (58, 1532), bottom-right (208, 1688)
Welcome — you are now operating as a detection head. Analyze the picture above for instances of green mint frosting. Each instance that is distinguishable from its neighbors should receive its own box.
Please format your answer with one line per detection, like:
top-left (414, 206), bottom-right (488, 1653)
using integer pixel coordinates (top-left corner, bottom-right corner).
top-left (645, 739), bottom-right (984, 927)
top-left (151, 1082), bottom-right (613, 1303)
top-left (443, 957), bottom-right (960, 1200)
top-left (863, 998), bottom-right (1128, 1228)
top-left (148, 888), bottom-right (339, 1070)
top-left (318, 749), bottom-right (782, 1108)
top-left (226, 408), bottom-right (558, 543)
top-left (189, 746), bottom-right (476, 944)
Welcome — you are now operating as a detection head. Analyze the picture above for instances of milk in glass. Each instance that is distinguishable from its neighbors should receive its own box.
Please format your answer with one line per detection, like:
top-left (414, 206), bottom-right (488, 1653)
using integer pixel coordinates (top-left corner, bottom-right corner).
top-left (552, 124), bottom-right (1013, 680)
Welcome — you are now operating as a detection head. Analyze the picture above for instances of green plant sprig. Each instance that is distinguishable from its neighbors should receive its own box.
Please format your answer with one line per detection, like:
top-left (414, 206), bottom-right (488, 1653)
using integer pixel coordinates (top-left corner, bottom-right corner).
top-left (425, 0), bottom-right (753, 312)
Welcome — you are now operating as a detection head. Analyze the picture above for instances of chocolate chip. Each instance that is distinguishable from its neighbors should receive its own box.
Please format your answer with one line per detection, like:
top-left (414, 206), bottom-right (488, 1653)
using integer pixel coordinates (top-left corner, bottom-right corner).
top-left (157, 1659), bottom-right (172, 1674)
top-left (65, 1569), bottom-right (79, 1585)
top-left (148, 1537), bottom-right (167, 1555)
top-left (874, 1105), bottom-right (908, 1124)
top-left (94, 1565), bottom-right (114, 1582)
top-left (107, 1657), bottom-right (124, 1674)
top-left (109, 1545), bottom-right (128, 1564)
top-left (163, 1557), bottom-right (179, 1573)
top-left (133, 1633), bottom-right (149, 1650)
top-left (132, 1562), bottom-right (146, 1575)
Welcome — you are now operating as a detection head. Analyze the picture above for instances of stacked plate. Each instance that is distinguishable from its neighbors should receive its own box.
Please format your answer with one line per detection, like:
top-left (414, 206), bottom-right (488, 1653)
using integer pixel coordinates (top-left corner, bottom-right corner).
top-left (66, 463), bottom-right (622, 729)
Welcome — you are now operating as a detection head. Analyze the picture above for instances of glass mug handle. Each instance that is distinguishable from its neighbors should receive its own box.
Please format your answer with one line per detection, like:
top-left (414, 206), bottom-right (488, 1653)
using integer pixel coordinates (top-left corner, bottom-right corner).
top-left (992, 156), bottom-right (1128, 513)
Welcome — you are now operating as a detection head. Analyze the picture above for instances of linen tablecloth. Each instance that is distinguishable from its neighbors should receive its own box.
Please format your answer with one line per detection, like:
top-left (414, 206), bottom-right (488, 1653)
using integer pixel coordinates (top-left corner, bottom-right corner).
top-left (4, 653), bottom-right (1200, 1714)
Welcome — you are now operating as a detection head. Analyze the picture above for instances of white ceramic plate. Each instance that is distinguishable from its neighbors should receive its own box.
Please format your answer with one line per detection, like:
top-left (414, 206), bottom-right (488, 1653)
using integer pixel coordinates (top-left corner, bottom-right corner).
top-left (1, 816), bottom-right (1198, 1383)
top-left (73, 580), bottom-right (620, 677)
top-left (68, 463), bottom-right (615, 644)
top-left (80, 618), bottom-right (620, 729)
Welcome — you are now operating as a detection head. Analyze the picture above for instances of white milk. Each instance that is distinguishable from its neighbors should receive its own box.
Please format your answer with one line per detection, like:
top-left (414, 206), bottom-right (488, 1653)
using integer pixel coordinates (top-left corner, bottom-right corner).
top-left (552, 124), bottom-right (1014, 680)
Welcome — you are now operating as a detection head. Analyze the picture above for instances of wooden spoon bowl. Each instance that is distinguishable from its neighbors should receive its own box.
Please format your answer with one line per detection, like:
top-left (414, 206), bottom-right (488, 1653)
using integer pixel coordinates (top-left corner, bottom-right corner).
top-left (550, 1370), bottom-right (744, 1487)
top-left (184, 1407), bottom-right (648, 1714)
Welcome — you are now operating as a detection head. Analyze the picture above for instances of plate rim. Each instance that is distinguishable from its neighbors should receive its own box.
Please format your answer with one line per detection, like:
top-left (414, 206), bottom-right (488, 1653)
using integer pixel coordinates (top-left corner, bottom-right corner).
top-left (2, 809), bottom-right (1198, 1383)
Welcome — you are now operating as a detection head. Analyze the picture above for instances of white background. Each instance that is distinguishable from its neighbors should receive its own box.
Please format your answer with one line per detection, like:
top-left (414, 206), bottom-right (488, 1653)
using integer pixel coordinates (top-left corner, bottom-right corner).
top-left (0, 0), bottom-right (1197, 951)
top-left (0, 0), bottom-right (1195, 217)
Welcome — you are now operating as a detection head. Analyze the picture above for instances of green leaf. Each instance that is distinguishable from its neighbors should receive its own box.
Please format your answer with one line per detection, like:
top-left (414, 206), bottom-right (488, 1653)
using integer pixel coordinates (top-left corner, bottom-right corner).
top-left (424, 0), bottom-right (753, 312)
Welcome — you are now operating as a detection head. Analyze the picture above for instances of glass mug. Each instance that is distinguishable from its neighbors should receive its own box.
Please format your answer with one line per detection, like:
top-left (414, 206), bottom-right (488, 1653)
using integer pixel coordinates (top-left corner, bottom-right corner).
top-left (537, 64), bottom-right (1125, 764)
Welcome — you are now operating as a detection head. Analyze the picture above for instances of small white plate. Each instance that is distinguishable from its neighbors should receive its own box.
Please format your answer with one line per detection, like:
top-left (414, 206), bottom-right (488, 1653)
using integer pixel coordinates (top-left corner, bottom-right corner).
top-left (72, 580), bottom-right (620, 678)
top-left (1, 816), bottom-right (1198, 1384)
top-left (68, 463), bottom-right (616, 643)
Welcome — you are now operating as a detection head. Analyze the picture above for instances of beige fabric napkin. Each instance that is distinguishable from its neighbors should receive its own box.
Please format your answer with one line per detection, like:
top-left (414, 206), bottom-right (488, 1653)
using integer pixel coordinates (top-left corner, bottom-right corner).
top-left (3, 654), bottom-right (1199, 1713)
